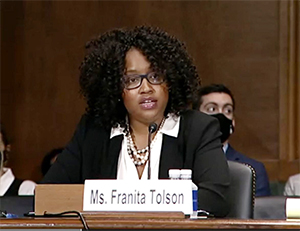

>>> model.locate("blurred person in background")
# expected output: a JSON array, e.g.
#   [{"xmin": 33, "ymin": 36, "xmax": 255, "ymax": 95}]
[
  {"xmin": 284, "ymin": 173, "xmax": 300, "ymax": 196},
  {"xmin": 194, "ymin": 84, "xmax": 271, "ymax": 197},
  {"xmin": 0, "ymin": 125, "xmax": 36, "ymax": 196}
]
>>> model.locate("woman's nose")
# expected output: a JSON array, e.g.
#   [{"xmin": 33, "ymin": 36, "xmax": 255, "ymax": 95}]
[{"xmin": 139, "ymin": 78, "xmax": 153, "ymax": 93}]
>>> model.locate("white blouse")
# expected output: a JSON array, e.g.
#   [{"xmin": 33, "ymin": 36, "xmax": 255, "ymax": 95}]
[{"xmin": 110, "ymin": 114, "xmax": 180, "ymax": 180}]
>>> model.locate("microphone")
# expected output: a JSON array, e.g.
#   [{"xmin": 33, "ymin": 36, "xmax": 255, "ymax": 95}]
[
  {"xmin": 148, "ymin": 123, "xmax": 157, "ymax": 180},
  {"xmin": 149, "ymin": 123, "xmax": 158, "ymax": 134}
]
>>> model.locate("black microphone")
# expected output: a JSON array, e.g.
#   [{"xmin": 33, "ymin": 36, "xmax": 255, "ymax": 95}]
[
  {"xmin": 148, "ymin": 123, "xmax": 158, "ymax": 180},
  {"xmin": 149, "ymin": 123, "xmax": 158, "ymax": 134}
]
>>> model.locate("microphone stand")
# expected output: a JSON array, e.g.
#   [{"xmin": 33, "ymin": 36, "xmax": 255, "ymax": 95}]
[
  {"xmin": 147, "ymin": 132, "xmax": 151, "ymax": 180},
  {"xmin": 148, "ymin": 123, "xmax": 157, "ymax": 180}
]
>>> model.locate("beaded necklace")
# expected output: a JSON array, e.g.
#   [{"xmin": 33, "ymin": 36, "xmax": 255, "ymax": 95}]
[{"xmin": 126, "ymin": 118, "xmax": 166, "ymax": 166}]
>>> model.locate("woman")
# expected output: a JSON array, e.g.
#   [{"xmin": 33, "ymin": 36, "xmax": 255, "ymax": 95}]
[{"xmin": 42, "ymin": 26, "xmax": 230, "ymax": 217}]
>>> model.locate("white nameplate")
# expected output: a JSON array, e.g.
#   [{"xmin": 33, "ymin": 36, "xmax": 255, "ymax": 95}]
[{"xmin": 83, "ymin": 179, "xmax": 193, "ymax": 214}]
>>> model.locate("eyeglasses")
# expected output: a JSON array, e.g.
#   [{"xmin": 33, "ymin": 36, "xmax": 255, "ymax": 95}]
[{"xmin": 122, "ymin": 72, "xmax": 165, "ymax": 90}]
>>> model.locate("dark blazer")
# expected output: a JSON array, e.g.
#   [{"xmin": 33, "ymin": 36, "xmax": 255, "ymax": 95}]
[
  {"xmin": 42, "ymin": 110, "xmax": 230, "ymax": 217},
  {"xmin": 226, "ymin": 144, "xmax": 271, "ymax": 197}
]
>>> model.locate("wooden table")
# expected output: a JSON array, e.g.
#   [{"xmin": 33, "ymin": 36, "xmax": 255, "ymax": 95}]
[{"xmin": 1, "ymin": 217, "xmax": 300, "ymax": 229}]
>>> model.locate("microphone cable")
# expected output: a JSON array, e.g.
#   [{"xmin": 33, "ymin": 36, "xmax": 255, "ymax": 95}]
[{"xmin": 24, "ymin": 210, "xmax": 89, "ymax": 230}]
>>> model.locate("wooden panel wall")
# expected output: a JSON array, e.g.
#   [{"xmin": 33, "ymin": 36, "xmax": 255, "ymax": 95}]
[
  {"xmin": 1, "ymin": 0, "xmax": 299, "ymax": 182},
  {"xmin": 278, "ymin": 0, "xmax": 300, "ymax": 180}
]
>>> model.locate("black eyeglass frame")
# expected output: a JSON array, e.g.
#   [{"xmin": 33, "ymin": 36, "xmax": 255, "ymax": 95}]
[{"xmin": 122, "ymin": 72, "xmax": 165, "ymax": 90}]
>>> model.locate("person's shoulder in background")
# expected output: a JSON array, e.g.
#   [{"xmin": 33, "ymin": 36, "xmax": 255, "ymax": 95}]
[
  {"xmin": 226, "ymin": 144, "xmax": 271, "ymax": 197},
  {"xmin": 284, "ymin": 173, "xmax": 300, "ymax": 196},
  {"xmin": 19, "ymin": 179, "xmax": 36, "ymax": 195},
  {"xmin": 0, "ymin": 167, "xmax": 36, "ymax": 196}
]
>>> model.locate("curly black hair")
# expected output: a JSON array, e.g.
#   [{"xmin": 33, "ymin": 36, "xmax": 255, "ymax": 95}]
[{"xmin": 79, "ymin": 26, "xmax": 200, "ymax": 130}]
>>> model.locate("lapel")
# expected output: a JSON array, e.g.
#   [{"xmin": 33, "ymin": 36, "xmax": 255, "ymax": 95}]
[
  {"xmin": 100, "ymin": 135, "xmax": 123, "ymax": 179},
  {"xmin": 159, "ymin": 134, "xmax": 184, "ymax": 179}
]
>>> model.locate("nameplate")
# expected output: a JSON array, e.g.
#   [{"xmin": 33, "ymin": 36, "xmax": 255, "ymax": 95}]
[{"xmin": 83, "ymin": 179, "xmax": 192, "ymax": 214}]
